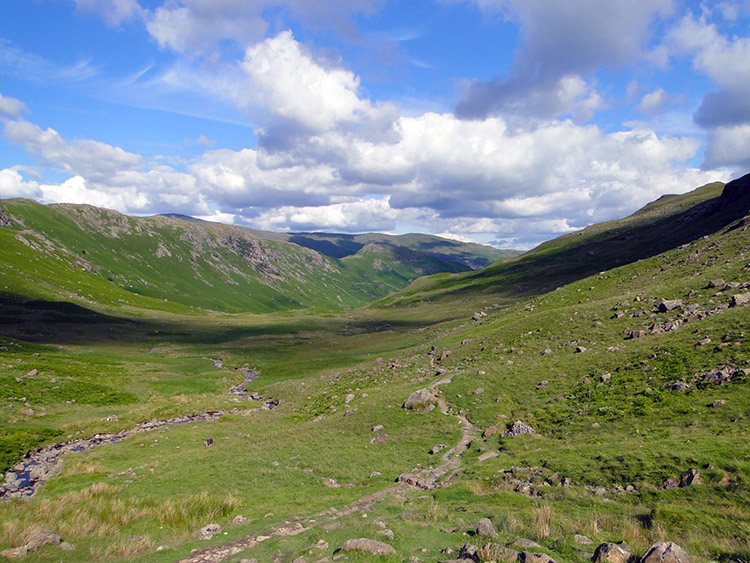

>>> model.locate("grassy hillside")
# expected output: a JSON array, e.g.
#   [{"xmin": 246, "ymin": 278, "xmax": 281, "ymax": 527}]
[
  {"xmin": 0, "ymin": 200, "xmax": 506, "ymax": 315},
  {"xmin": 380, "ymin": 178, "xmax": 747, "ymax": 308},
  {"xmin": 0, "ymin": 175, "xmax": 747, "ymax": 562}
]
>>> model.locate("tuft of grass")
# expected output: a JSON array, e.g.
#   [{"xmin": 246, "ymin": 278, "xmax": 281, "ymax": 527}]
[
  {"xmin": 532, "ymin": 503, "xmax": 554, "ymax": 540},
  {"xmin": 155, "ymin": 490, "xmax": 240, "ymax": 529},
  {"xmin": 426, "ymin": 500, "xmax": 447, "ymax": 522},
  {"xmin": 91, "ymin": 534, "xmax": 155, "ymax": 559}
]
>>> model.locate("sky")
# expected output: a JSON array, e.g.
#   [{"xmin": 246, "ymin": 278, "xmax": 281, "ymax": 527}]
[{"xmin": 0, "ymin": 1, "xmax": 749, "ymax": 249}]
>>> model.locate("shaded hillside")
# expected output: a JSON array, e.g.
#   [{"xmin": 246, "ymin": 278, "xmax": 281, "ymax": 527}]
[{"xmin": 382, "ymin": 174, "xmax": 749, "ymax": 306}]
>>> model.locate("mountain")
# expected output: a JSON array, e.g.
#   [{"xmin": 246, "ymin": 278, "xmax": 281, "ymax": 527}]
[
  {"xmin": 0, "ymin": 200, "xmax": 508, "ymax": 314},
  {"xmin": 158, "ymin": 215, "xmax": 518, "ymax": 269}
]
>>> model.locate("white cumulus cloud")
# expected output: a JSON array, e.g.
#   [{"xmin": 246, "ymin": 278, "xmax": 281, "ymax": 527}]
[{"xmin": 0, "ymin": 93, "xmax": 27, "ymax": 118}]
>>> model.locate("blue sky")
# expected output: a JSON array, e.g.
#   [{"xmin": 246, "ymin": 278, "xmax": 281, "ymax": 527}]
[{"xmin": 1, "ymin": 0, "xmax": 749, "ymax": 249}]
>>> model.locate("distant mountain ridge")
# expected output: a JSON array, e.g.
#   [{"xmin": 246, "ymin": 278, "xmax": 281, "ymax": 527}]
[{"xmin": 157, "ymin": 214, "xmax": 519, "ymax": 269}]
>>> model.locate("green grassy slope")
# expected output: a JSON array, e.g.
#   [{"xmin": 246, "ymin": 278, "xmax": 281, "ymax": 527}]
[
  {"xmin": 0, "ymin": 201, "xmax": 499, "ymax": 315},
  {"xmin": 1, "ymin": 201, "xmax": 509, "ymax": 315},
  {"xmin": 380, "ymin": 177, "xmax": 747, "ymax": 308}
]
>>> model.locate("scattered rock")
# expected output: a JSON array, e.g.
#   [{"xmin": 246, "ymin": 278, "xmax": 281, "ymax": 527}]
[
  {"xmin": 0, "ymin": 546, "xmax": 27, "ymax": 559},
  {"xmin": 370, "ymin": 433, "xmax": 388, "ymax": 445},
  {"xmin": 377, "ymin": 528, "xmax": 395, "ymax": 540},
  {"xmin": 106, "ymin": 414, "xmax": 118, "ymax": 422},
  {"xmin": 403, "ymin": 389, "xmax": 436, "ymax": 411},
  {"xmin": 665, "ymin": 381, "xmax": 690, "ymax": 392},
  {"xmin": 196, "ymin": 524, "xmax": 222, "ymax": 540},
  {"xmin": 24, "ymin": 369, "xmax": 37, "ymax": 377},
  {"xmin": 477, "ymin": 452, "xmax": 499, "ymax": 462},
  {"xmin": 661, "ymin": 477, "xmax": 679, "ymax": 490},
  {"xmin": 699, "ymin": 366, "xmax": 743, "ymax": 385},
  {"xmin": 658, "ymin": 299, "xmax": 684, "ymax": 313},
  {"xmin": 574, "ymin": 535, "xmax": 593, "ymax": 545},
  {"xmin": 477, "ymin": 543, "xmax": 519, "ymax": 562},
  {"xmin": 519, "ymin": 553, "xmax": 556, "ymax": 563},
  {"xmin": 231, "ymin": 515, "xmax": 248, "ymax": 526},
  {"xmin": 26, "ymin": 530, "xmax": 61, "ymax": 552},
  {"xmin": 708, "ymin": 279, "xmax": 725, "ymax": 288},
  {"xmin": 397, "ymin": 472, "xmax": 435, "ymax": 490},
  {"xmin": 730, "ymin": 293, "xmax": 750, "ymax": 307},
  {"xmin": 502, "ymin": 420, "xmax": 537, "ymax": 438},
  {"xmin": 430, "ymin": 444, "xmax": 447, "ymax": 455},
  {"xmin": 345, "ymin": 393, "xmax": 355, "ymax": 404},
  {"xmin": 473, "ymin": 388, "xmax": 484, "ymax": 395},
  {"xmin": 640, "ymin": 542, "xmax": 691, "ymax": 563},
  {"xmin": 513, "ymin": 538, "xmax": 542, "ymax": 549},
  {"xmin": 472, "ymin": 312, "xmax": 488, "ymax": 321},
  {"xmin": 458, "ymin": 543, "xmax": 479, "ymax": 561},
  {"xmin": 710, "ymin": 399, "xmax": 725, "ymax": 408},
  {"xmin": 575, "ymin": 346, "xmax": 587, "ymax": 353},
  {"xmin": 476, "ymin": 517, "xmax": 497, "ymax": 538},
  {"xmin": 541, "ymin": 348, "xmax": 552, "ymax": 356},
  {"xmin": 59, "ymin": 542, "xmax": 75, "ymax": 551},
  {"xmin": 203, "ymin": 438, "xmax": 214, "ymax": 447},
  {"xmin": 628, "ymin": 330, "xmax": 647, "ymax": 339},
  {"xmin": 679, "ymin": 468, "xmax": 701, "ymax": 487},
  {"xmin": 592, "ymin": 542, "xmax": 632, "ymax": 563},
  {"xmin": 338, "ymin": 538, "xmax": 395, "ymax": 556},
  {"xmin": 372, "ymin": 425, "xmax": 384, "ymax": 432},
  {"xmin": 314, "ymin": 539, "xmax": 329, "ymax": 551}
]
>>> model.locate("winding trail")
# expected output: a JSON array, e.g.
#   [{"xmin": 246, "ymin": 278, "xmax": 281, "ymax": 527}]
[{"xmin": 179, "ymin": 369, "xmax": 478, "ymax": 563}]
